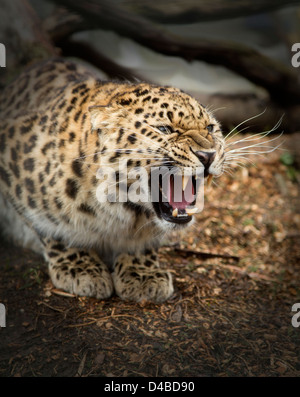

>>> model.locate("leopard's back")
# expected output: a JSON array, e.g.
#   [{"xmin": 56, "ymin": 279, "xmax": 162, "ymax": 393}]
[
  {"xmin": 0, "ymin": 58, "xmax": 96, "ymax": 117},
  {"xmin": 0, "ymin": 59, "xmax": 161, "ymax": 259}
]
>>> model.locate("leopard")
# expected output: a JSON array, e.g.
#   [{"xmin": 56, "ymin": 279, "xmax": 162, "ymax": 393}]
[{"xmin": 0, "ymin": 58, "xmax": 225, "ymax": 302}]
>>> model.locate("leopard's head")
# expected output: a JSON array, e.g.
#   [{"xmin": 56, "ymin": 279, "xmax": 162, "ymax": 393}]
[{"xmin": 89, "ymin": 82, "xmax": 225, "ymax": 231}]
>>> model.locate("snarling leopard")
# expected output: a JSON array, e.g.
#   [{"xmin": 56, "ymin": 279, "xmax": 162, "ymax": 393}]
[{"xmin": 0, "ymin": 58, "xmax": 225, "ymax": 302}]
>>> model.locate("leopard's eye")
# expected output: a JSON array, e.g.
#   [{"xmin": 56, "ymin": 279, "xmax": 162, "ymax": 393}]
[
  {"xmin": 206, "ymin": 124, "xmax": 214, "ymax": 133},
  {"xmin": 157, "ymin": 125, "xmax": 173, "ymax": 133}
]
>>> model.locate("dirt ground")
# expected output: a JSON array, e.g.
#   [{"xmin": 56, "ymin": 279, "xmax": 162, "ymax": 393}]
[{"xmin": 0, "ymin": 133, "xmax": 299, "ymax": 377}]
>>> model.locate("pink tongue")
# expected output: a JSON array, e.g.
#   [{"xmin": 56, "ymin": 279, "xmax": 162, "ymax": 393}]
[{"xmin": 168, "ymin": 177, "xmax": 195, "ymax": 210}]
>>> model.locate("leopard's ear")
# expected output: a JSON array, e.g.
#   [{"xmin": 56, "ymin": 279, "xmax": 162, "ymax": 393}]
[
  {"xmin": 88, "ymin": 83, "xmax": 137, "ymax": 131},
  {"xmin": 88, "ymin": 95, "xmax": 129, "ymax": 131},
  {"xmin": 88, "ymin": 105, "xmax": 109, "ymax": 131}
]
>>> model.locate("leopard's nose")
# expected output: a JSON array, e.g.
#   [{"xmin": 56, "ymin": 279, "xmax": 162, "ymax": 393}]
[
  {"xmin": 194, "ymin": 151, "xmax": 216, "ymax": 175},
  {"xmin": 195, "ymin": 151, "xmax": 216, "ymax": 167}
]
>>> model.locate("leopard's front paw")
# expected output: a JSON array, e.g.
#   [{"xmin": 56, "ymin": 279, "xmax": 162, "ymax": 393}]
[
  {"xmin": 46, "ymin": 246, "xmax": 114, "ymax": 299},
  {"xmin": 112, "ymin": 253, "xmax": 174, "ymax": 302}
]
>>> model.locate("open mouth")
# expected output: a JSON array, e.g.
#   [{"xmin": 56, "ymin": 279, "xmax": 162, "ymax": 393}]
[{"xmin": 152, "ymin": 172, "xmax": 211, "ymax": 224}]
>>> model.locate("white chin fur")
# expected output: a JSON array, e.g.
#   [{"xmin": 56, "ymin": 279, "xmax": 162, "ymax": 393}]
[{"xmin": 154, "ymin": 214, "xmax": 195, "ymax": 232}]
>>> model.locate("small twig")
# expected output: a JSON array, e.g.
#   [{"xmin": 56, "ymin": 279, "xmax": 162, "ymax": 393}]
[
  {"xmin": 38, "ymin": 301, "xmax": 66, "ymax": 313},
  {"xmin": 76, "ymin": 352, "xmax": 87, "ymax": 377},
  {"xmin": 89, "ymin": 314, "xmax": 144, "ymax": 323},
  {"xmin": 64, "ymin": 320, "xmax": 97, "ymax": 328},
  {"xmin": 51, "ymin": 288, "xmax": 76, "ymax": 298},
  {"xmin": 169, "ymin": 247, "xmax": 240, "ymax": 262},
  {"xmin": 286, "ymin": 232, "xmax": 300, "ymax": 238}
]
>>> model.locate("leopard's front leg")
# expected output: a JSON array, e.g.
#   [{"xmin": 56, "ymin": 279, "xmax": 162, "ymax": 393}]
[
  {"xmin": 43, "ymin": 238, "xmax": 114, "ymax": 299},
  {"xmin": 112, "ymin": 251, "xmax": 174, "ymax": 302}
]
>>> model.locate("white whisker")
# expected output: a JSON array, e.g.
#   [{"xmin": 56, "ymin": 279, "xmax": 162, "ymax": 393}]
[
  {"xmin": 226, "ymin": 126, "xmax": 281, "ymax": 147},
  {"xmin": 133, "ymin": 218, "xmax": 157, "ymax": 237},
  {"xmin": 224, "ymin": 109, "xmax": 268, "ymax": 141},
  {"xmin": 226, "ymin": 132, "xmax": 284, "ymax": 155}
]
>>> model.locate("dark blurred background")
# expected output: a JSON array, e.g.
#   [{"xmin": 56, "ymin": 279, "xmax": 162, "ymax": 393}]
[{"xmin": 1, "ymin": 0, "xmax": 300, "ymax": 133}]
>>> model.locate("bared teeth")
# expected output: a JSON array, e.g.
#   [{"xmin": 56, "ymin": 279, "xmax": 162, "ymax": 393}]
[
  {"xmin": 172, "ymin": 207, "xmax": 198, "ymax": 217},
  {"xmin": 186, "ymin": 207, "xmax": 198, "ymax": 216},
  {"xmin": 207, "ymin": 174, "xmax": 213, "ymax": 187},
  {"xmin": 172, "ymin": 208, "xmax": 178, "ymax": 217},
  {"xmin": 182, "ymin": 175, "xmax": 190, "ymax": 191}
]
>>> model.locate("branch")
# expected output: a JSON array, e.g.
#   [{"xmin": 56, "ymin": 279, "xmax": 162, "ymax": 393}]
[
  {"xmin": 59, "ymin": 38, "xmax": 145, "ymax": 82},
  {"xmin": 48, "ymin": 0, "xmax": 300, "ymax": 107},
  {"xmin": 127, "ymin": 0, "xmax": 300, "ymax": 24}
]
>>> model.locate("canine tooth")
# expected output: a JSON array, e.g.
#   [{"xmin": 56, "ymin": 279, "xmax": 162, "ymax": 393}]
[
  {"xmin": 186, "ymin": 207, "xmax": 198, "ymax": 216},
  {"xmin": 182, "ymin": 175, "xmax": 190, "ymax": 191},
  {"xmin": 172, "ymin": 208, "xmax": 178, "ymax": 217},
  {"xmin": 207, "ymin": 174, "xmax": 213, "ymax": 187}
]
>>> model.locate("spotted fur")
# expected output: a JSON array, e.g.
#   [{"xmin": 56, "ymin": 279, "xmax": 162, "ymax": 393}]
[{"xmin": 0, "ymin": 58, "xmax": 225, "ymax": 302}]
